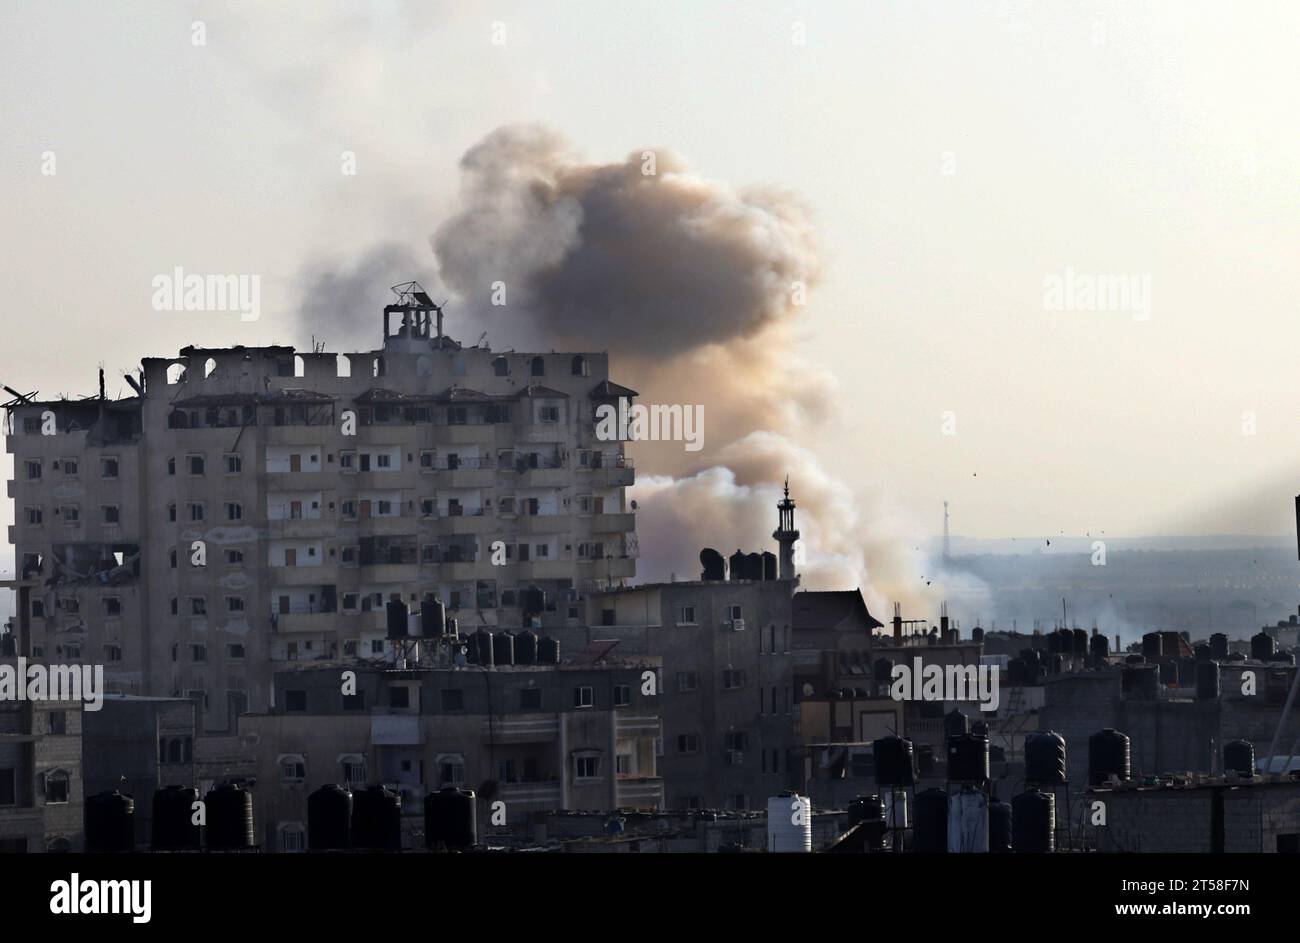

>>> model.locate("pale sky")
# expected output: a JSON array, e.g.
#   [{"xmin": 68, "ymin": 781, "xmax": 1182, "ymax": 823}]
[{"xmin": 3, "ymin": 0, "xmax": 1300, "ymax": 554}]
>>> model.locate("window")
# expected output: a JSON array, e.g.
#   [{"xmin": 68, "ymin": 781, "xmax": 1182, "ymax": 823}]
[
  {"xmin": 169, "ymin": 549, "xmax": 177, "ymax": 569},
  {"xmin": 45, "ymin": 771, "xmax": 70, "ymax": 804},
  {"xmin": 225, "ymin": 453, "xmax": 242, "ymax": 473},
  {"xmin": 419, "ymin": 449, "xmax": 434, "ymax": 469},
  {"xmin": 420, "ymin": 498, "xmax": 435, "ymax": 517},
  {"xmin": 226, "ymin": 596, "xmax": 244, "ymax": 613},
  {"xmin": 58, "ymin": 505, "xmax": 79, "ymax": 522},
  {"xmin": 573, "ymin": 686, "xmax": 594, "ymax": 708},
  {"xmin": 538, "ymin": 405, "xmax": 560, "ymax": 423},
  {"xmin": 440, "ymin": 689, "xmax": 464, "ymax": 710},
  {"xmin": 342, "ymin": 690, "xmax": 364, "ymax": 711},
  {"xmin": 341, "ymin": 756, "xmax": 366, "ymax": 783},
  {"xmin": 189, "ymin": 502, "xmax": 205, "ymax": 522},
  {"xmin": 226, "ymin": 549, "xmax": 244, "ymax": 566},
  {"xmin": 31, "ymin": 600, "xmax": 45, "ymax": 618},
  {"xmin": 168, "ymin": 503, "xmax": 177, "ymax": 522},
  {"xmin": 48, "ymin": 711, "xmax": 67, "ymax": 735},
  {"xmin": 0, "ymin": 769, "xmax": 15, "ymax": 806},
  {"xmin": 388, "ymin": 686, "xmax": 410, "ymax": 709},
  {"xmin": 188, "ymin": 454, "xmax": 205, "ymax": 476},
  {"xmin": 723, "ymin": 669, "xmax": 747, "ymax": 689},
  {"xmin": 61, "ymin": 458, "xmax": 78, "ymax": 476},
  {"xmin": 726, "ymin": 605, "xmax": 742, "ymax": 621},
  {"xmin": 493, "ymin": 356, "xmax": 509, "ymax": 376},
  {"xmin": 280, "ymin": 757, "xmax": 306, "ymax": 781},
  {"xmin": 677, "ymin": 734, "xmax": 700, "ymax": 754},
  {"xmin": 571, "ymin": 355, "xmax": 588, "ymax": 376},
  {"xmin": 227, "ymin": 644, "xmax": 246, "ymax": 659},
  {"xmin": 519, "ymin": 688, "xmax": 542, "ymax": 710},
  {"xmin": 225, "ymin": 502, "xmax": 242, "ymax": 521},
  {"xmin": 438, "ymin": 754, "xmax": 465, "ymax": 786},
  {"xmin": 676, "ymin": 671, "xmax": 698, "ymax": 692},
  {"xmin": 573, "ymin": 753, "xmax": 601, "ymax": 780},
  {"xmin": 530, "ymin": 356, "xmax": 545, "ymax": 377},
  {"xmin": 281, "ymin": 826, "xmax": 306, "ymax": 852},
  {"xmin": 101, "ymin": 458, "xmax": 119, "ymax": 479},
  {"xmin": 285, "ymin": 690, "xmax": 307, "ymax": 712},
  {"xmin": 22, "ymin": 416, "xmax": 41, "ymax": 433},
  {"xmin": 103, "ymin": 597, "xmax": 122, "ymax": 616},
  {"xmin": 613, "ymin": 684, "xmax": 631, "ymax": 707},
  {"xmin": 535, "ymin": 543, "xmax": 550, "ymax": 558},
  {"xmin": 724, "ymin": 731, "xmax": 749, "ymax": 752},
  {"xmin": 677, "ymin": 605, "xmax": 697, "ymax": 625},
  {"xmin": 61, "ymin": 597, "xmax": 79, "ymax": 615},
  {"xmin": 167, "ymin": 457, "xmax": 176, "ymax": 476},
  {"xmin": 26, "ymin": 460, "xmax": 41, "ymax": 480},
  {"xmin": 103, "ymin": 645, "xmax": 122, "ymax": 664},
  {"xmin": 64, "ymin": 644, "xmax": 81, "ymax": 660},
  {"xmin": 190, "ymin": 597, "xmax": 206, "ymax": 616},
  {"xmin": 25, "ymin": 507, "xmax": 42, "ymax": 526},
  {"xmin": 616, "ymin": 754, "xmax": 632, "ymax": 776},
  {"xmin": 191, "ymin": 644, "xmax": 207, "ymax": 663},
  {"xmin": 102, "ymin": 505, "xmax": 120, "ymax": 524}
]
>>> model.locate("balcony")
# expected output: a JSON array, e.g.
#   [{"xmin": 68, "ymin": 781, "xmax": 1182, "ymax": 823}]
[
  {"xmin": 516, "ymin": 514, "xmax": 573, "ymax": 536},
  {"xmin": 614, "ymin": 776, "xmax": 664, "ymax": 809},
  {"xmin": 267, "ymin": 564, "xmax": 334, "ymax": 586},
  {"xmin": 498, "ymin": 781, "xmax": 563, "ymax": 808},
  {"xmin": 592, "ymin": 465, "xmax": 635, "ymax": 488},
  {"xmin": 434, "ymin": 424, "xmax": 499, "ymax": 446},
  {"xmin": 515, "ymin": 559, "xmax": 576, "ymax": 580},
  {"xmin": 359, "ymin": 563, "xmax": 419, "ymax": 583},
  {"xmin": 266, "ymin": 516, "xmax": 332, "ymax": 539},
  {"xmin": 591, "ymin": 513, "xmax": 635, "ymax": 534},
  {"xmin": 481, "ymin": 716, "xmax": 559, "ymax": 743},
  {"xmin": 433, "ymin": 510, "xmax": 493, "ymax": 535},
  {"xmin": 274, "ymin": 611, "xmax": 339, "ymax": 634}
]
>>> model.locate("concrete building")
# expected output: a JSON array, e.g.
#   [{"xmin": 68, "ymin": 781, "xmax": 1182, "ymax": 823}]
[
  {"xmin": 567, "ymin": 520, "xmax": 801, "ymax": 810},
  {"xmin": 238, "ymin": 657, "xmax": 663, "ymax": 850},
  {"xmin": 1094, "ymin": 778, "xmax": 1300, "ymax": 853},
  {"xmin": 81, "ymin": 695, "xmax": 198, "ymax": 847},
  {"xmin": 3, "ymin": 286, "xmax": 638, "ymax": 731}
]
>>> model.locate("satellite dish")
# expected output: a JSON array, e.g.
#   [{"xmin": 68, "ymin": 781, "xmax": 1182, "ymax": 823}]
[{"xmin": 802, "ymin": 682, "xmax": 815, "ymax": 697}]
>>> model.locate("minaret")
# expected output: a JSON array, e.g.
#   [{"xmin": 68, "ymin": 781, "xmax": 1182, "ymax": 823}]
[{"xmin": 773, "ymin": 478, "xmax": 800, "ymax": 579}]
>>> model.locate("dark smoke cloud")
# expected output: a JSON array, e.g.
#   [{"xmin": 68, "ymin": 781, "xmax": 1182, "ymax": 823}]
[
  {"xmin": 297, "ymin": 242, "xmax": 436, "ymax": 350},
  {"xmin": 432, "ymin": 125, "xmax": 820, "ymax": 357}
]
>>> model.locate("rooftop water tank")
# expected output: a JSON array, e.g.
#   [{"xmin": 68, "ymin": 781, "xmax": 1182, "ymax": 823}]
[
  {"xmin": 1209, "ymin": 633, "xmax": 1229, "ymax": 660},
  {"xmin": 766, "ymin": 793, "xmax": 812, "ymax": 852},
  {"xmin": 205, "ymin": 782, "xmax": 255, "ymax": 850},
  {"xmin": 514, "ymin": 630, "xmax": 538, "ymax": 665},
  {"xmin": 1251, "ymin": 631, "xmax": 1275, "ymax": 661},
  {"xmin": 307, "ymin": 784, "xmax": 352, "ymax": 851},
  {"xmin": 424, "ymin": 786, "xmax": 477, "ymax": 850},
  {"xmin": 1224, "ymin": 740, "xmax": 1255, "ymax": 777},
  {"xmin": 989, "ymin": 798, "xmax": 1013, "ymax": 853},
  {"xmin": 913, "ymin": 789, "xmax": 948, "ymax": 853},
  {"xmin": 1088, "ymin": 728, "xmax": 1131, "ymax": 786},
  {"xmin": 1024, "ymin": 731, "xmax": 1067, "ymax": 785},
  {"xmin": 151, "ymin": 785, "xmax": 201, "ymax": 851},
  {"xmin": 1196, "ymin": 660, "xmax": 1220, "ymax": 701},
  {"xmin": 85, "ymin": 791, "xmax": 135, "ymax": 853},
  {"xmin": 537, "ymin": 635, "xmax": 560, "ymax": 664},
  {"xmin": 700, "ymin": 548, "xmax": 726, "ymax": 581},
  {"xmin": 872, "ymin": 736, "xmax": 916, "ymax": 786},
  {"xmin": 1012, "ymin": 789, "xmax": 1055, "ymax": 853},
  {"xmin": 385, "ymin": 599, "xmax": 409, "ymax": 640},
  {"xmin": 351, "ymin": 784, "xmax": 402, "ymax": 850},
  {"xmin": 947, "ymin": 734, "xmax": 990, "ymax": 783}
]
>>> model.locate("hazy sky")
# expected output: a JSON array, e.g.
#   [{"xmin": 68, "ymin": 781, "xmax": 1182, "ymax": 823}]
[{"xmin": 3, "ymin": 0, "xmax": 1300, "ymax": 563}]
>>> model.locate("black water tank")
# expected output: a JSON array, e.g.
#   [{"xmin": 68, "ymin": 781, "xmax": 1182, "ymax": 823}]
[
  {"xmin": 1224, "ymin": 740, "xmax": 1255, "ymax": 777},
  {"xmin": 1123, "ymin": 665, "xmax": 1160, "ymax": 699},
  {"xmin": 1178, "ymin": 656, "xmax": 1197, "ymax": 687},
  {"xmin": 205, "ymin": 782, "xmax": 255, "ymax": 850},
  {"xmin": 473, "ymin": 630, "xmax": 495, "ymax": 667},
  {"xmin": 1090, "ymin": 634, "xmax": 1110, "ymax": 659},
  {"xmin": 385, "ymin": 599, "xmax": 409, "ymax": 639},
  {"xmin": 537, "ymin": 635, "xmax": 560, "ymax": 664},
  {"xmin": 151, "ymin": 785, "xmax": 201, "ymax": 851},
  {"xmin": 944, "ymin": 709, "xmax": 969, "ymax": 739},
  {"xmin": 700, "ymin": 548, "xmax": 726, "ymax": 581},
  {"xmin": 1020, "ymin": 648, "xmax": 1043, "ymax": 666},
  {"xmin": 425, "ymin": 786, "xmax": 477, "ymax": 850},
  {"xmin": 971, "ymin": 719, "xmax": 988, "ymax": 738},
  {"xmin": 1047, "ymin": 632, "xmax": 1062, "ymax": 655},
  {"xmin": 989, "ymin": 799, "xmax": 1013, "ymax": 853},
  {"xmin": 1158, "ymin": 661, "xmax": 1178, "ymax": 685},
  {"xmin": 1142, "ymin": 632, "xmax": 1162, "ymax": 660},
  {"xmin": 872, "ymin": 735, "xmax": 916, "ymax": 786},
  {"xmin": 351, "ymin": 785, "xmax": 402, "ymax": 850},
  {"xmin": 1209, "ymin": 632, "xmax": 1229, "ymax": 660},
  {"xmin": 913, "ymin": 789, "xmax": 948, "ymax": 853},
  {"xmin": 1196, "ymin": 661, "xmax": 1220, "ymax": 701},
  {"xmin": 916, "ymin": 745, "xmax": 936, "ymax": 777},
  {"xmin": 1251, "ymin": 631, "xmax": 1275, "ymax": 661},
  {"xmin": 1194, "ymin": 643, "xmax": 1211, "ymax": 662},
  {"xmin": 1007, "ymin": 660, "xmax": 1027, "ymax": 686},
  {"xmin": 947, "ymin": 734, "xmax": 990, "ymax": 783},
  {"xmin": 85, "ymin": 791, "xmax": 135, "ymax": 852},
  {"xmin": 972, "ymin": 626, "xmax": 985, "ymax": 643},
  {"xmin": 514, "ymin": 630, "xmax": 537, "ymax": 665},
  {"xmin": 493, "ymin": 631, "xmax": 515, "ymax": 667},
  {"xmin": 1088, "ymin": 728, "xmax": 1131, "ymax": 786},
  {"xmin": 420, "ymin": 596, "xmax": 446, "ymax": 636},
  {"xmin": 1124, "ymin": 653, "xmax": 1146, "ymax": 665},
  {"xmin": 1012, "ymin": 789, "xmax": 1055, "ymax": 853},
  {"xmin": 745, "ymin": 552, "xmax": 764, "ymax": 581},
  {"xmin": 873, "ymin": 658, "xmax": 894, "ymax": 685},
  {"xmin": 522, "ymin": 586, "xmax": 545, "ymax": 618},
  {"xmin": 1072, "ymin": 629, "xmax": 1088, "ymax": 654},
  {"xmin": 308, "ymin": 784, "xmax": 352, "ymax": 851},
  {"xmin": 1025, "ymin": 731, "xmax": 1067, "ymax": 785},
  {"xmin": 762, "ymin": 551, "xmax": 777, "ymax": 581},
  {"xmin": 728, "ymin": 550, "xmax": 746, "ymax": 580}
]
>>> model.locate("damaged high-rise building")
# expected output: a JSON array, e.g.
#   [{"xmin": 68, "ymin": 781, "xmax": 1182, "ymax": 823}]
[{"xmin": 4, "ymin": 285, "xmax": 638, "ymax": 731}]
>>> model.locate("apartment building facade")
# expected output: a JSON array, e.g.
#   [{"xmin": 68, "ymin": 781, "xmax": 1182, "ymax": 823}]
[
  {"xmin": 240, "ymin": 660, "xmax": 663, "ymax": 850},
  {"xmin": 4, "ymin": 293, "xmax": 638, "ymax": 732}
]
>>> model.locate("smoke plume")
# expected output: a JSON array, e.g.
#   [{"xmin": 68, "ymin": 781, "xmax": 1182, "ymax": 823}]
[{"xmin": 427, "ymin": 125, "xmax": 983, "ymax": 618}]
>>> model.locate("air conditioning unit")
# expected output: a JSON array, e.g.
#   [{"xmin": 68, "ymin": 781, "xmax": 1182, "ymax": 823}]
[
  {"xmin": 727, "ymin": 751, "xmax": 745, "ymax": 766},
  {"xmin": 731, "ymin": 618, "xmax": 746, "ymax": 632}
]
